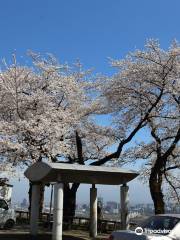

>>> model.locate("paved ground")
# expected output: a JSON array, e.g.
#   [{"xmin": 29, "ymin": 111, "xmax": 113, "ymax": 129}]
[{"xmin": 0, "ymin": 226, "xmax": 108, "ymax": 240}]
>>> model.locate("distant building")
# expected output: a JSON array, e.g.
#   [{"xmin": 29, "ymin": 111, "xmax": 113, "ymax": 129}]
[
  {"xmin": 97, "ymin": 197, "xmax": 104, "ymax": 207},
  {"xmin": 21, "ymin": 198, "xmax": 28, "ymax": 208},
  {"xmin": 107, "ymin": 201, "xmax": 118, "ymax": 209}
]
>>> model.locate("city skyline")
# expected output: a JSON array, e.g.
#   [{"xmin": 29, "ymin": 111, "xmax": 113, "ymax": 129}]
[{"xmin": 11, "ymin": 177, "xmax": 153, "ymax": 205}]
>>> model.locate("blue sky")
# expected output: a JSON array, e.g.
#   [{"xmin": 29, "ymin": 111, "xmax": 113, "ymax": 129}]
[
  {"xmin": 1, "ymin": 0, "xmax": 180, "ymax": 204},
  {"xmin": 1, "ymin": 0, "xmax": 180, "ymax": 71}
]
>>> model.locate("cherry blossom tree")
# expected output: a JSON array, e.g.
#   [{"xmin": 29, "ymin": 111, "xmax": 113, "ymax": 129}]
[
  {"xmin": 112, "ymin": 40, "xmax": 180, "ymax": 213},
  {"xmin": 0, "ymin": 55, "xmax": 89, "ymax": 164},
  {"xmin": 0, "ymin": 53, "xmax": 114, "ymax": 219}
]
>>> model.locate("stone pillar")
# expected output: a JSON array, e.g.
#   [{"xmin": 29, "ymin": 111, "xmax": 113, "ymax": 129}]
[
  {"xmin": 90, "ymin": 184, "xmax": 97, "ymax": 238},
  {"xmin": 30, "ymin": 183, "xmax": 41, "ymax": 237},
  {"xmin": 52, "ymin": 182, "xmax": 64, "ymax": 240},
  {"xmin": 121, "ymin": 183, "xmax": 129, "ymax": 230}
]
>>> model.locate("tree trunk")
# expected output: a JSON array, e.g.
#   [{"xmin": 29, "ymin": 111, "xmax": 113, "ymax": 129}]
[
  {"xmin": 28, "ymin": 181, "xmax": 32, "ymax": 221},
  {"xmin": 149, "ymin": 168, "xmax": 165, "ymax": 214},
  {"xmin": 63, "ymin": 183, "xmax": 79, "ymax": 229},
  {"xmin": 39, "ymin": 184, "xmax": 45, "ymax": 220}
]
